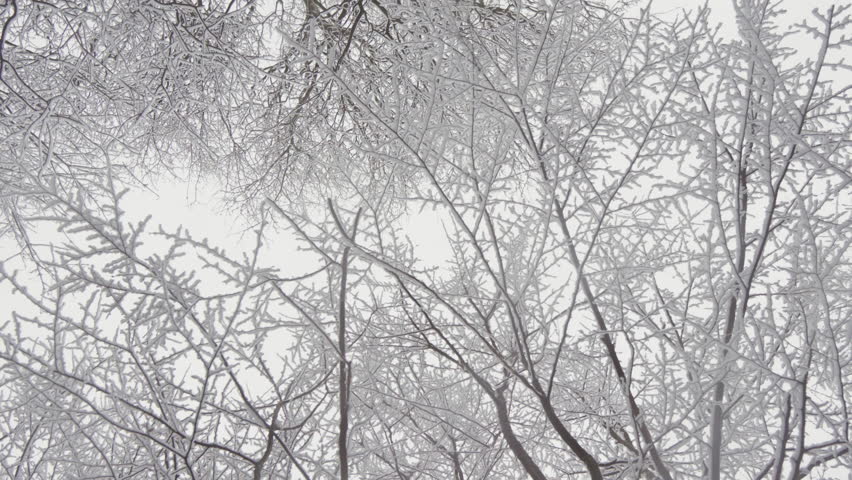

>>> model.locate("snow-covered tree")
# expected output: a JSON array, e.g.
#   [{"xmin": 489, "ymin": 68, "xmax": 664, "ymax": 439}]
[{"xmin": 1, "ymin": 1, "xmax": 849, "ymax": 478}]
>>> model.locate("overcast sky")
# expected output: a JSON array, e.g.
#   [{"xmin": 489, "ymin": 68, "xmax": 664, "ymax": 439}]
[{"xmin": 85, "ymin": 0, "xmax": 847, "ymax": 282}]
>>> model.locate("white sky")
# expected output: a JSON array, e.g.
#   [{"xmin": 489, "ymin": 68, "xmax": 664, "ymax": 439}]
[
  {"xmin": 103, "ymin": 0, "xmax": 848, "ymax": 268},
  {"xmin": 3, "ymin": 0, "xmax": 844, "ymax": 319},
  {"xmin": 0, "ymin": 1, "xmax": 848, "ymax": 477}
]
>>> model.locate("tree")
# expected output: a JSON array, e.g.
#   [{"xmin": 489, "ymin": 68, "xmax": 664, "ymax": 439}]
[{"xmin": 1, "ymin": 0, "xmax": 850, "ymax": 479}]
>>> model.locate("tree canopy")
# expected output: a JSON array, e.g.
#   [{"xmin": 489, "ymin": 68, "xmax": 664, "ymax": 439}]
[{"xmin": 1, "ymin": 0, "xmax": 851, "ymax": 479}]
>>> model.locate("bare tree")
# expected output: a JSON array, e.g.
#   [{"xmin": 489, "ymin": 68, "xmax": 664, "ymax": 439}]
[{"xmin": 1, "ymin": 0, "xmax": 850, "ymax": 479}]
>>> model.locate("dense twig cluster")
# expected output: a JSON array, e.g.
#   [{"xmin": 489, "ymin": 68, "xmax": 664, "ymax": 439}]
[{"xmin": 1, "ymin": 1, "xmax": 850, "ymax": 479}]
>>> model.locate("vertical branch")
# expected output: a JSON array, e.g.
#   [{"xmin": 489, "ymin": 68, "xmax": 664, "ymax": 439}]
[
  {"xmin": 710, "ymin": 6, "xmax": 836, "ymax": 478},
  {"xmin": 328, "ymin": 200, "xmax": 362, "ymax": 480},
  {"xmin": 770, "ymin": 393, "xmax": 792, "ymax": 480},
  {"xmin": 709, "ymin": 21, "xmax": 756, "ymax": 477},
  {"xmin": 0, "ymin": 0, "xmax": 17, "ymax": 83}
]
